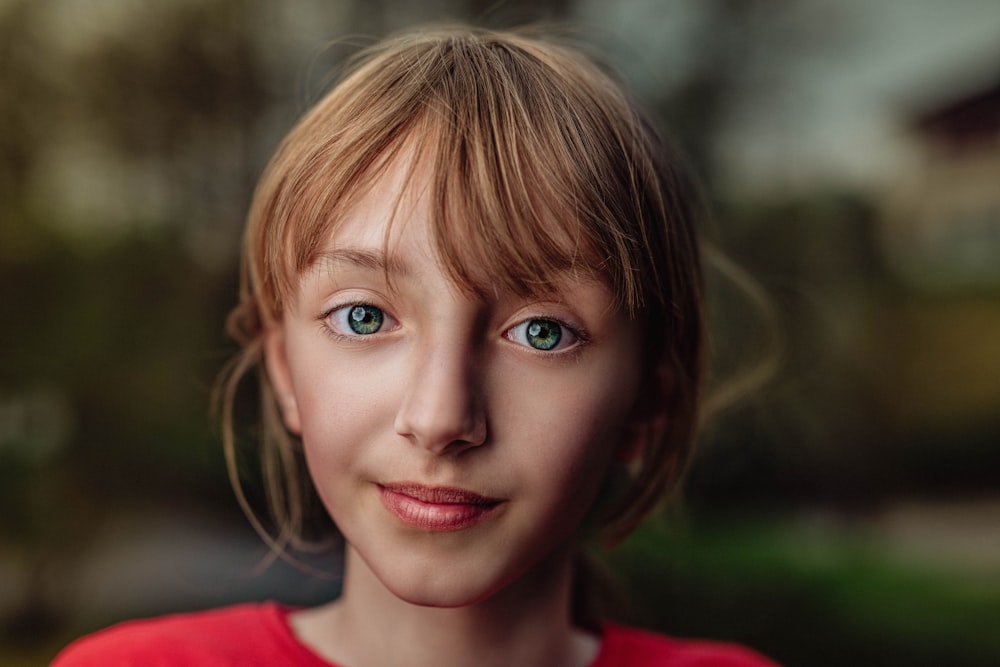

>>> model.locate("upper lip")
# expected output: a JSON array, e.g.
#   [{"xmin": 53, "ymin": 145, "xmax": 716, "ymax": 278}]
[{"xmin": 380, "ymin": 482, "xmax": 502, "ymax": 506}]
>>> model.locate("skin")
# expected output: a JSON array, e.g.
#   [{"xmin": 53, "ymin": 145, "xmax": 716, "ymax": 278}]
[{"xmin": 264, "ymin": 146, "xmax": 660, "ymax": 667}]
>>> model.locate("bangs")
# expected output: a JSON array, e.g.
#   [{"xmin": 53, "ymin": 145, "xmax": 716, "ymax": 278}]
[
  {"xmin": 249, "ymin": 27, "xmax": 654, "ymax": 320},
  {"xmin": 427, "ymin": 122, "xmax": 604, "ymax": 302}
]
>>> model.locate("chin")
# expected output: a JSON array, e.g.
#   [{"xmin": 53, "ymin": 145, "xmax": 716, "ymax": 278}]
[
  {"xmin": 388, "ymin": 575, "xmax": 500, "ymax": 609},
  {"xmin": 377, "ymin": 561, "xmax": 516, "ymax": 610}
]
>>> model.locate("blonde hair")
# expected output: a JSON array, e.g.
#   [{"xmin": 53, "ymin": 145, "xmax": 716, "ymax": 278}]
[{"xmin": 219, "ymin": 25, "xmax": 705, "ymax": 556}]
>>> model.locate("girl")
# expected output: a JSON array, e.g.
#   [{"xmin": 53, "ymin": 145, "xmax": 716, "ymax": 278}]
[{"xmin": 54, "ymin": 25, "xmax": 778, "ymax": 667}]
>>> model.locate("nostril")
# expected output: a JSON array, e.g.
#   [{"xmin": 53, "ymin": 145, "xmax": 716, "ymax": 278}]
[{"xmin": 394, "ymin": 374, "xmax": 486, "ymax": 454}]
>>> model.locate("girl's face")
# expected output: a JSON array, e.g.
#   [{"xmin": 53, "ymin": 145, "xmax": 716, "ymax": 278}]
[{"xmin": 265, "ymin": 147, "xmax": 649, "ymax": 608}]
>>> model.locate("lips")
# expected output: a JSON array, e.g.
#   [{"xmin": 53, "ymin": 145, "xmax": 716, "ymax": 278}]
[{"xmin": 379, "ymin": 483, "xmax": 503, "ymax": 532}]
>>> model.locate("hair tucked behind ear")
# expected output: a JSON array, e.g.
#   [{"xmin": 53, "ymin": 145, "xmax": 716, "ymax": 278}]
[{"xmin": 215, "ymin": 280, "xmax": 338, "ymax": 564}]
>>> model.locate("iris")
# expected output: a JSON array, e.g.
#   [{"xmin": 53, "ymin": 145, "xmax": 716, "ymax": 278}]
[
  {"xmin": 525, "ymin": 320, "xmax": 561, "ymax": 350},
  {"xmin": 348, "ymin": 305, "xmax": 384, "ymax": 335}
]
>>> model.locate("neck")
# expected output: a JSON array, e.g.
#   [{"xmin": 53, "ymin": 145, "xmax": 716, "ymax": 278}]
[{"xmin": 292, "ymin": 545, "xmax": 599, "ymax": 667}]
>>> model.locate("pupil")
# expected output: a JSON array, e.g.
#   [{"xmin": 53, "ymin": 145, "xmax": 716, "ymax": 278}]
[{"xmin": 526, "ymin": 320, "xmax": 560, "ymax": 350}]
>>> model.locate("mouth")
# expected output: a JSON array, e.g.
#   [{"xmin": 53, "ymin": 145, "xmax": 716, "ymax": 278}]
[{"xmin": 378, "ymin": 483, "xmax": 503, "ymax": 532}]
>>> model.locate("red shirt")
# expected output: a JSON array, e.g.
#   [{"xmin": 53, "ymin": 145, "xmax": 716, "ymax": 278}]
[{"xmin": 52, "ymin": 602, "xmax": 779, "ymax": 666}]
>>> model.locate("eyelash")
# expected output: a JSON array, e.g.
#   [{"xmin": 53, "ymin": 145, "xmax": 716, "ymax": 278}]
[
  {"xmin": 318, "ymin": 302, "xmax": 590, "ymax": 354},
  {"xmin": 504, "ymin": 314, "xmax": 590, "ymax": 355},
  {"xmin": 319, "ymin": 301, "xmax": 398, "ymax": 342}
]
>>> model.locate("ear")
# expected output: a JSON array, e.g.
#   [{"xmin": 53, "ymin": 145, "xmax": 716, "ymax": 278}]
[
  {"xmin": 263, "ymin": 324, "xmax": 302, "ymax": 435},
  {"xmin": 617, "ymin": 363, "xmax": 672, "ymax": 463}
]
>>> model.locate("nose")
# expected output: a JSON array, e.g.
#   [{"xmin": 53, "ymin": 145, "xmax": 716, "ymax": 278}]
[{"xmin": 394, "ymin": 339, "xmax": 487, "ymax": 455}]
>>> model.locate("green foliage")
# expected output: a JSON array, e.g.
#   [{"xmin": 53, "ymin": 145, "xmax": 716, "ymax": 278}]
[{"xmin": 607, "ymin": 515, "xmax": 1000, "ymax": 667}]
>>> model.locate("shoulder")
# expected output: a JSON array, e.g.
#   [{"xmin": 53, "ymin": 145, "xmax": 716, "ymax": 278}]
[
  {"xmin": 594, "ymin": 624, "xmax": 781, "ymax": 667},
  {"xmin": 51, "ymin": 602, "xmax": 329, "ymax": 667}
]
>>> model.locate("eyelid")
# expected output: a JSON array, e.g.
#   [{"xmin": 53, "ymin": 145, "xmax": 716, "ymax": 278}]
[
  {"xmin": 503, "ymin": 314, "xmax": 589, "ymax": 353},
  {"xmin": 520, "ymin": 306, "xmax": 592, "ymax": 343},
  {"xmin": 320, "ymin": 300, "xmax": 399, "ymax": 340}
]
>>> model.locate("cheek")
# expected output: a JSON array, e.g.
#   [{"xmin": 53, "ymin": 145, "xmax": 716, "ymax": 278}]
[
  {"xmin": 497, "ymin": 355, "xmax": 642, "ymax": 508},
  {"xmin": 292, "ymin": 375, "xmax": 388, "ymax": 538},
  {"xmin": 285, "ymin": 340, "xmax": 398, "ymax": 492},
  {"xmin": 286, "ymin": 331, "xmax": 397, "ymax": 436}
]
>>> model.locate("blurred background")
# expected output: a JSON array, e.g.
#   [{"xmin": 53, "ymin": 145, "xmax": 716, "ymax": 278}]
[{"xmin": 2, "ymin": 0, "xmax": 999, "ymax": 665}]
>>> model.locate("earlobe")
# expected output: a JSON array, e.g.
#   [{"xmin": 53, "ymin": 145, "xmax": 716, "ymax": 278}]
[
  {"xmin": 618, "ymin": 365, "xmax": 672, "ymax": 463},
  {"xmin": 617, "ymin": 413, "xmax": 659, "ymax": 463},
  {"xmin": 263, "ymin": 325, "xmax": 302, "ymax": 435}
]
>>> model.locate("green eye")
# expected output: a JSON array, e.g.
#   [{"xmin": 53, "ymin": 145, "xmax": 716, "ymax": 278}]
[
  {"xmin": 525, "ymin": 320, "xmax": 561, "ymax": 350},
  {"xmin": 504, "ymin": 319, "xmax": 579, "ymax": 352},
  {"xmin": 325, "ymin": 303, "xmax": 395, "ymax": 339},
  {"xmin": 346, "ymin": 305, "xmax": 384, "ymax": 335}
]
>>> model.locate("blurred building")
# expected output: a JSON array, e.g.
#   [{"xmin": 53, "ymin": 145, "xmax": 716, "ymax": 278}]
[
  {"xmin": 882, "ymin": 75, "xmax": 1000, "ymax": 289},
  {"xmin": 866, "ymin": 71, "xmax": 1000, "ymax": 447}
]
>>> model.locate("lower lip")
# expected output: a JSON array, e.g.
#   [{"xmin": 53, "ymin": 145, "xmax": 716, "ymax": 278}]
[{"xmin": 379, "ymin": 487, "xmax": 500, "ymax": 532}]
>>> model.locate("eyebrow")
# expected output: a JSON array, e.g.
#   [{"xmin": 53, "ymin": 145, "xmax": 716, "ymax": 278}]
[{"xmin": 310, "ymin": 247, "xmax": 411, "ymax": 277}]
